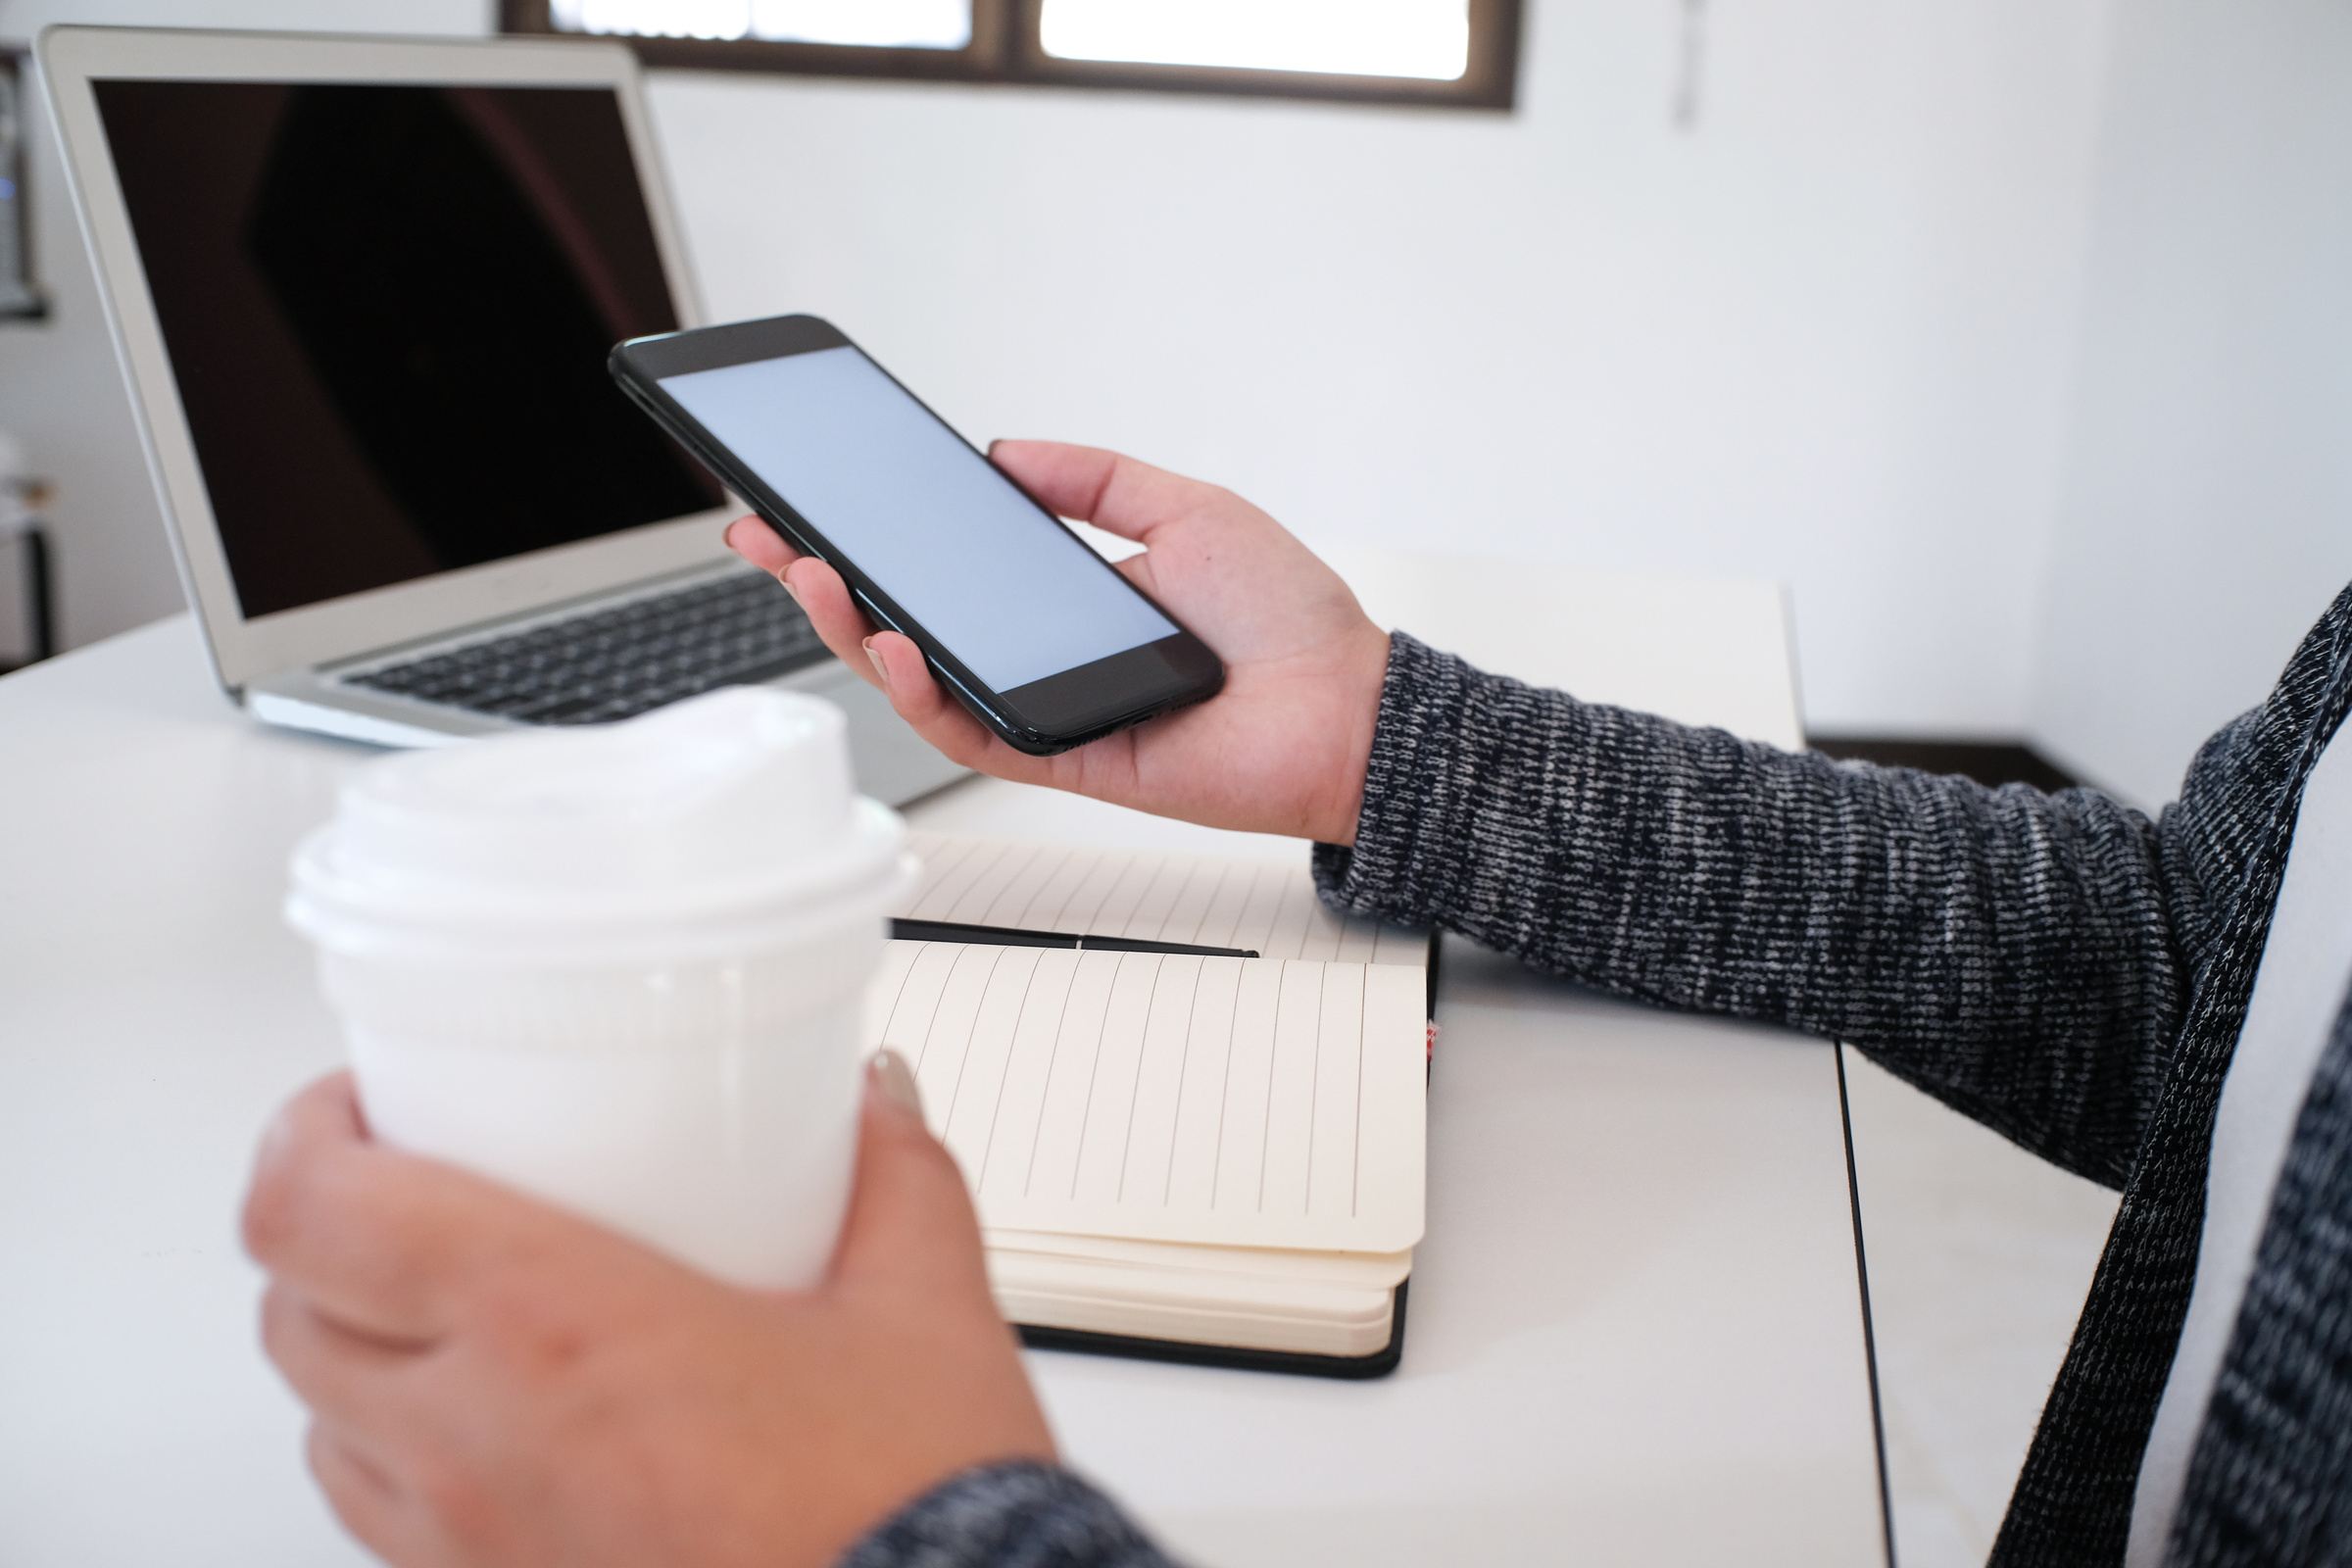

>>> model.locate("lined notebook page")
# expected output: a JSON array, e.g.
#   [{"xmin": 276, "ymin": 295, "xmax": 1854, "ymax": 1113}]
[
  {"xmin": 900, "ymin": 832, "xmax": 1428, "ymax": 967},
  {"xmin": 864, "ymin": 941, "xmax": 1427, "ymax": 1253}
]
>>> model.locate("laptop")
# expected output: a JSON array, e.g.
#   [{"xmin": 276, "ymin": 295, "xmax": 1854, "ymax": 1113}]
[{"xmin": 39, "ymin": 25, "xmax": 969, "ymax": 805}]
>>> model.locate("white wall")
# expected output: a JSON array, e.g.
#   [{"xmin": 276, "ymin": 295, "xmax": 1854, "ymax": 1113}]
[
  {"xmin": 2030, "ymin": 0, "xmax": 2352, "ymax": 808},
  {"xmin": 0, "ymin": 0, "xmax": 2112, "ymax": 737},
  {"xmin": 653, "ymin": 0, "xmax": 2114, "ymax": 737},
  {"xmin": 0, "ymin": 0, "xmax": 494, "ymax": 656}
]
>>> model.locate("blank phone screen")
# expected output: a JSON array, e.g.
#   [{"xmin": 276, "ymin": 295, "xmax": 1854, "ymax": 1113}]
[{"xmin": 658, "ymin": 347, "xmax": 1176, "ymax": 693}]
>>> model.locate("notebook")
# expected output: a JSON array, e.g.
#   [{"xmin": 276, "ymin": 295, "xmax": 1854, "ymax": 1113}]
[{"xmin": 870, "ymin": 833, "xmax": 1435, "ymax": 1377}]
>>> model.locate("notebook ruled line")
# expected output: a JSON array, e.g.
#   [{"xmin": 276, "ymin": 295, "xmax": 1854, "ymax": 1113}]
[
  {"xmin": 971, "ymin": 948, "xmax": 1046, "ymax": 1197},
  {"xmin": 1153, "ymin": 957, "xmax": 1208, "ymax": 1207},
  {"xmin": 1353, "ymin": 965, "xmax": 1367, "ymax": 1217},
  {"xmin": 1064, "ymin": 953, "xmax": 1122, "ymax": 1201},
  {"xmin": 1207, "ymin": 961, "xmax": 1243, "ymax": 1214},
  {"xmin": 1304, "ymin": 965, "xmax": 1322, "ymax": 1218},
  {"xmin": 1256, "ymin": 964, "xmax": 1282, "ymax": 1213},
  {"xmin": 1019, "ymin": 954, "xmax": 1081, "ymax": 1201},
  {"xmin": 942, "ymin": 945, "xmax": 1007, "ymax": 1118},
  {"xmin": 1109, "ymin": 956, "xmax": 1167, "ymax": 1206},
  {"xmin": 906, "ymin": 946, "xmax": 953, "ymax": 1077}
]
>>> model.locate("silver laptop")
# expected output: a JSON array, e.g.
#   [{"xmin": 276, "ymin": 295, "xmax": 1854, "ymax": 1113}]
[{"xmin": 40, "ymin": 25, "xmax": 967, "ymax": 805}]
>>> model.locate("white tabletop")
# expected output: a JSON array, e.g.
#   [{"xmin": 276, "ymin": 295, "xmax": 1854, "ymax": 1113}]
[{"xmin": 0, "ymin": 571, "xmax": 1882, "ymax": 1567}]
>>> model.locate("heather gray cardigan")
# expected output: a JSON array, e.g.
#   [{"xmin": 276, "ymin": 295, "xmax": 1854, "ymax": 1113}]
[{"xmin": 851, "ymin": 584, "xmax": 2352, "ymax": 1568}]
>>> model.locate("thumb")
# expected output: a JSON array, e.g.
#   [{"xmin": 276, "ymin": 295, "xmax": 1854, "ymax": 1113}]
[
  {"xmin": 828, "ymin": 1054, "xmax": 995, "ymax": 1299},
  {"xmin": 990, "ymin": 440, "xmax": 1194, "ymax": 547}
]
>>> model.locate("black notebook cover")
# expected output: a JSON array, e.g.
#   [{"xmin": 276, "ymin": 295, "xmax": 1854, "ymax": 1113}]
[{"xmin": 1015, "ymin": 1278, "xmax": 1408, "ymax": 1381}]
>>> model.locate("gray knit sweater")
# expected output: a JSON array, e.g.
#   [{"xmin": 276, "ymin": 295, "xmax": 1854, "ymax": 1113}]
[{"xmin": 848, "ymin": 583, "xmax": 2352, "ymax": 1568}]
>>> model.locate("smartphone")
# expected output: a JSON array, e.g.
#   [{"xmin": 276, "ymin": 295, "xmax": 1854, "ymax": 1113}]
[{"xmin": 609, "ymin": 315, "xmax": 1223, "ymax": 756}]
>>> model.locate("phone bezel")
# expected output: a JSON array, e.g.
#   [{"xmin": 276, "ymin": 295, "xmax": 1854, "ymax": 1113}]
[{"xmin": 610, "ymin": 316, "xmax": 1222, "ymax": 756}]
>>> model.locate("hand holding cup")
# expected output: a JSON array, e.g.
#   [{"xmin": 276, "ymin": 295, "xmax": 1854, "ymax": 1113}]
[{"xmin": 244, "ymin": 1061, "xmax": 1054, "ymax": 1568}]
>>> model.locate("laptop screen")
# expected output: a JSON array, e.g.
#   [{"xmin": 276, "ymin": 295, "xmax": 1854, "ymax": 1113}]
[{"xmin": 92, "ymin": 80, "xmax": 722, "ymax": 621}]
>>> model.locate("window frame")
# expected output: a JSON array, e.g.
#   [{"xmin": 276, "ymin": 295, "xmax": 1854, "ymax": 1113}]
[
  {"xmin": 499, "ymin": 0, "xmax": 1523, "ymax": 112},
  {"xmin": 0, "ymin": 44, "xmax": 47, "ymax": 321}
]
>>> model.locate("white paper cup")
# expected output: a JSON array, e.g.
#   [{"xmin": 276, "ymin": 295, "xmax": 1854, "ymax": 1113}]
[{"xmin": 287, "ymin": 688, "xmax": 914, "ymax": 1289}]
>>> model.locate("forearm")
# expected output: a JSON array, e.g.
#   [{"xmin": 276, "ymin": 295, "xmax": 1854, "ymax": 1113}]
[
  {"xmin": 841, "ymin": 1461, "xmax": 1182, "ymax": 1568},
  {"xmin": 1314, "ymin": 633, "xmax": 2187, "ymax": 1186}
]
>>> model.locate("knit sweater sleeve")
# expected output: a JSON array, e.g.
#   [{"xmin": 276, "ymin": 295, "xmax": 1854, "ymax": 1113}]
[
  {"xmin": 1313, "ymin": 632, "xmax": 2189, "ymax": 1188},
  {"xmin": 838, "ymin": 1461, "xmax": 1182, "ymax": 1568}
]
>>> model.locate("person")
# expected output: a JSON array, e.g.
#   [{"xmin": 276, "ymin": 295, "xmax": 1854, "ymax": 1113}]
[{"xmin": 244, "ymin": 441, "xmax": 2352, "ymax": 1568}]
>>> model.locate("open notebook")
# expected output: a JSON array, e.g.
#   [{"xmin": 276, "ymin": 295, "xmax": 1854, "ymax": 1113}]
[{"xmin": 864, "ymin": 832, "xmax": 1435, "ymax": 1377}]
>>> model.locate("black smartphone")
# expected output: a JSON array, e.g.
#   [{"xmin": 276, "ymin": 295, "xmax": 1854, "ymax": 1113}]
[{"xmin": 609, "ymin": 315, "xmax": 1223, "ymax": 755}]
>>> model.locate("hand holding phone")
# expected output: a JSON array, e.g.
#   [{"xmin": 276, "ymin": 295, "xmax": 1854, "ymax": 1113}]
[
  {"xmin": 728, "ymin": 438, "xmax": 1396, "ymax": 848},
  {"xmin": 612, "ymin": 316, "xmax": 1220, "ymax": 755}
]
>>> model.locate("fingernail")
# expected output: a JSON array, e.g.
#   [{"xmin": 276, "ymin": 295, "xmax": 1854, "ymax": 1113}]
[
  {"xmin": 779, "ymin": 577, "xmax": 801, "ymax": 604},
  {"xmin": 870, "ymin": 1049, "xmax": 922, "ymax": 1118},
  {"xmin": 863, "ymin": 636, "xmax": 891, "ymax": 690}
]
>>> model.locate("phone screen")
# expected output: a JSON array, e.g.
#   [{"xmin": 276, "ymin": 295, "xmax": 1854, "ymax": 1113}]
[{"xmin": 656, "ymin": 346, "xmax": 1177, "ymax": 694}]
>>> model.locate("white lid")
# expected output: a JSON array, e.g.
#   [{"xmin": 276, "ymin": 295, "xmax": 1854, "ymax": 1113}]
[{"xmin": 288, "ymin": 688, "xmax": 909, "ymax": 962}]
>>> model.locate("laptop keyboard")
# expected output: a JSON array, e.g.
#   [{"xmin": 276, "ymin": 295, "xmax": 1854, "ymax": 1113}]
[{"xmin": 344, "ymin": 571, "xmax": 831, "ymax": 726}]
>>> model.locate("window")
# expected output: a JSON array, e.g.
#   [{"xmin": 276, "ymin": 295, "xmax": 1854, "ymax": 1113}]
[
  {"xmin": 0, "ymin": 47, "xmax": 44, "ymax": 320},
  {"xmin": 501, "ymin": 0, "xmax": 1522, "ymax": 110}
]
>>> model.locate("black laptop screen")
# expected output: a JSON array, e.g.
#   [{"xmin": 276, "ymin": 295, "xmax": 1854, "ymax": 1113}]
[{"xmin": 93, "ymin": 80, "xmax": 723, "ymax": 620}]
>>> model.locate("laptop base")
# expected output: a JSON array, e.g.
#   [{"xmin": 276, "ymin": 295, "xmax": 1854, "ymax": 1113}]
[{"xmin": 249, "ymin": 655, "xmax": 971, "ymax": 808}]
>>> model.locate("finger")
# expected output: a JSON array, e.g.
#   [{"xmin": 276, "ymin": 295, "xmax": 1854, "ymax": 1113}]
[
  {"xmin": 242, "ymin": 1073, "xmax": 373, "ymax": 1275},
  {"xmin": 780, "ymin": 556, "xmax": 883, "ymax": 680},
  {"xmin": 254, "ymin": 1070, "xmax": 369, "ymax": 1162},
  {"xmin": 723, "ymin": 514, "xmax": 802, "ymax": 575},
  {"xmin": 855, "ymin": 630, "xmax": 1068, "ymax": 790},
  {"xmin": 308, "ymin": 1421, "xmax": 427, "ymax": 1568},
  {"xmin": 868, "ymin": 1047, "xmax": 923, "ymax": 1119},
  {"xmin": 246, "ymin": 1076, "xmax": 595, "ymax": 1345},
  {"xmin": 245, "ymin": 1079, "xmax": 465, "ymax": 1342},
  {"xmin": 262, "ymin": 1283, "xmax": 423, "ymax": 1424},
  {"xmin": 861, "ymin": 631, "xmax": 1007, "ymax": 756},
  {"xmin": 827, "ymin": 1067, "xmax": 995, "ymax": 1300}
]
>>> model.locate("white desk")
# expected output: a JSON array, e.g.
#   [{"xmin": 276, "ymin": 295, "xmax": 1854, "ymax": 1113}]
[{"xmin": 0, "ymin": 577, "xmax": 1884, "ymax": 1568}]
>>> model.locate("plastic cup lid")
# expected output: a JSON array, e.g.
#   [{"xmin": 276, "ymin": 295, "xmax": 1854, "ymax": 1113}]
[{"xmin": 287, "ymin": 687, "xmax": 908, "ymax": 959}]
